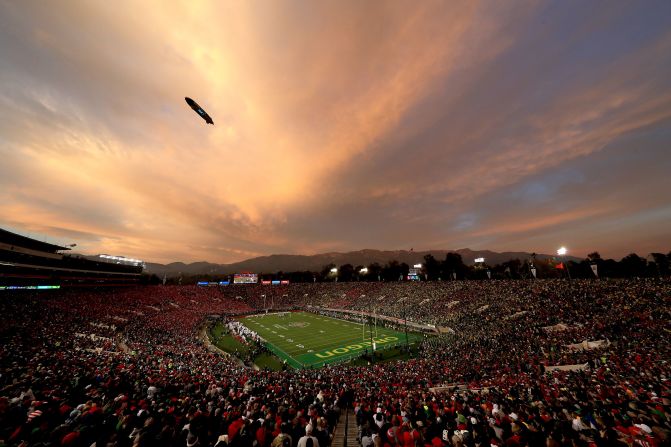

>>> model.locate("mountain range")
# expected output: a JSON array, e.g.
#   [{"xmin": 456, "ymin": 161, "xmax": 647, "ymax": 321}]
[{"xmin": 145, "ymin": 248, "xmax": 580, "ymax": 277}]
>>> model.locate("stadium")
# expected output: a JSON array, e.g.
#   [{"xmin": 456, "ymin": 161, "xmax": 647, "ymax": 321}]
[
  {"xmin": 2, "ymin": 2, "xmax": 671, "ymax": 447},
  {"xmin": 1, "ymin": 228, "xmax": 670, "ymax": 447}
]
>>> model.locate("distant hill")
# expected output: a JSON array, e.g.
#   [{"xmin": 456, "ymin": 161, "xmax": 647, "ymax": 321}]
[{"xmin": 145, "ymin": 248, "xmax": 580, "ymax": 277}]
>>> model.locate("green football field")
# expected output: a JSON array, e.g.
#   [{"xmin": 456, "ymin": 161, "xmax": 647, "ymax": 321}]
[{"xmin": 238, "ymin": 311, "xmax": 424, "ymax": 368}]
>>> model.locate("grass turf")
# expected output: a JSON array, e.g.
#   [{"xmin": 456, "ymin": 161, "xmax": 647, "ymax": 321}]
[
  {"xmin": 210, "ymin": 324, "xmax": 285, "ymax": 370},
  {"xmin": 254, "ymin": 353, "xmax": 285, "ymax": 370},
  {"xmin": 212, "ymin": 333, "xmax": 250, "ymax": 355},
  {"xmin": 238, "ymin": 311, "xmax": 424, "ymax": 368}
]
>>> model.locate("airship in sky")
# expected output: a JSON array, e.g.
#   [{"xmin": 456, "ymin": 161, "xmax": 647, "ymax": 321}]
[{"xmin": 185, "ymin": 97, "xmax": 214, "ymax": 125}]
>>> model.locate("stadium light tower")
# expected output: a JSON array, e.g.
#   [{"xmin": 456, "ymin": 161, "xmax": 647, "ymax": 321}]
[{"xmin": 557, "ymin": 247, "xmax": 571, "ymax": 280}]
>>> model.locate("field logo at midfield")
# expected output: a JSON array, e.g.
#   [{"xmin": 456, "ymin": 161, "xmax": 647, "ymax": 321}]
[
  {"xmin": 314, "ymin": 336, "xmax": 399, "ymax": 358},
  {"xmin": 288, "ymin": 322, "xmax": 310, "ymax": 328}
]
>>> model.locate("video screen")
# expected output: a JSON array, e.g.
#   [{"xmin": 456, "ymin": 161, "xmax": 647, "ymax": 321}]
[{"xmin": 233, "ymin": 273, "xmax": 258, "ymax": 284}]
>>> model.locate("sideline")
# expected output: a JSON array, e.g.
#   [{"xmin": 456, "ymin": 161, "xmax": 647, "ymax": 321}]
[{"xmin": 199, "ymin": 324, "xmax": 258, "ymax": 370}]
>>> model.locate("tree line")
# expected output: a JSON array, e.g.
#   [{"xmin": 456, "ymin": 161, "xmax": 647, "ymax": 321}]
[
  {"xmin": 164, "ymin": 251, "xmax": 671, "ymax": 284},
  {"xmin": 312, "ymin": 251, "xmax": 670, "ymax": 281}
]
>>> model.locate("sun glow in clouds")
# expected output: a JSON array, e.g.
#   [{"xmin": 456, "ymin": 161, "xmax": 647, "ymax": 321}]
[{"xmin": 1, "ymin": 1, "xmax": 670, "ymax": 262}]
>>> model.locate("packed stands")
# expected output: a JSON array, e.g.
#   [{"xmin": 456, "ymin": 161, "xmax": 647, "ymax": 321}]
[
  {"xmin": 1, "ymin": 279, "xmax": 669, "ymax": 447},
  {"xmin": 0, "ymin": 228, "xmax": 143, "ymax": 288}
]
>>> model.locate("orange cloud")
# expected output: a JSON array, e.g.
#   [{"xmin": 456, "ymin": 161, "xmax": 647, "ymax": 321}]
[{"xmin": 1, "ymin": 0, "xmax": 669, "ymax": 262}]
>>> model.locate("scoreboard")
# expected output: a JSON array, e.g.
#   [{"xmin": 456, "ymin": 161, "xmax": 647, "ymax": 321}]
[{"xmin": 233, "ymin": 273, "xmax": 258, "ymax": 284}]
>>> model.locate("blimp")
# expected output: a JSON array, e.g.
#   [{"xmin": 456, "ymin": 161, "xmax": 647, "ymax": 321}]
[{"xmin": 185, "ymin": 97, "xmax": 214, "ymax": 125}]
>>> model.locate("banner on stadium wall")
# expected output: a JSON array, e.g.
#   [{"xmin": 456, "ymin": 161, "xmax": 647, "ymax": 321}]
[
  {"xmin": 531, "ymin": 267, "xmax": 537, "ymax": 278},
  {"xmin": 565, "ymin": 339, "xmax": 609, "ymax": 351},
  {"xmin": 0, "ymin": 285, "xmax": 60, "ymax": 290},
  {"xmin": 545, "ymin": 363, "xmax": 589, "ymax": 372},
  {"xmin": 590, "ymin": 264, "xmax": 598, "ymax": 277}
]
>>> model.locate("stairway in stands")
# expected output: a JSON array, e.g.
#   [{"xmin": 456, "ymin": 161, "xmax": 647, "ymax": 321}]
[{"xmin": 331, "ymin": 409, "xmax": 358, "ymax": 447}]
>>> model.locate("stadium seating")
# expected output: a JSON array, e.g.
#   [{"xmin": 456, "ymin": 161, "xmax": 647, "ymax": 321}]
[{"xmin": 0, "ymin": 279, "xmax": 669, "ymax": 447}]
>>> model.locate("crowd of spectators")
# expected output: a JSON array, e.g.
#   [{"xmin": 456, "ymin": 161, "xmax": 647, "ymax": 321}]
[{"xmin": 1, "ymin": 278, "xmax": 669, "ymax": 447}]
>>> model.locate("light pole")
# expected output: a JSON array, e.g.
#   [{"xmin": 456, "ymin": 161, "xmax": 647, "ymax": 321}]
[
  {"xmin": 557, "ymin": 247, "xmax": 571, "ymax": 280},
  {"xmin": 474, "ymin": 258, "xmax": 485, "ymax": 279},
  {"xmin": 412, "ymin": 264, "xmax": 422, "ymax": 282},
  {"xmin": 368, "ymin": 314, "xmax": 375, "ymax": 364}
]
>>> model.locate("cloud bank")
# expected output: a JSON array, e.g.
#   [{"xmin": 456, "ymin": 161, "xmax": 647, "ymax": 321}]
[{"xmin": 1, "ymin": 0, "xmax": 670, "ymax": 262}]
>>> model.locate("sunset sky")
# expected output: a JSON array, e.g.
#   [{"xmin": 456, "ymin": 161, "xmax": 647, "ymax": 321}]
[{"xmin": 1, "ymin": 1, "xmax": 670, "ymax": 264}]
